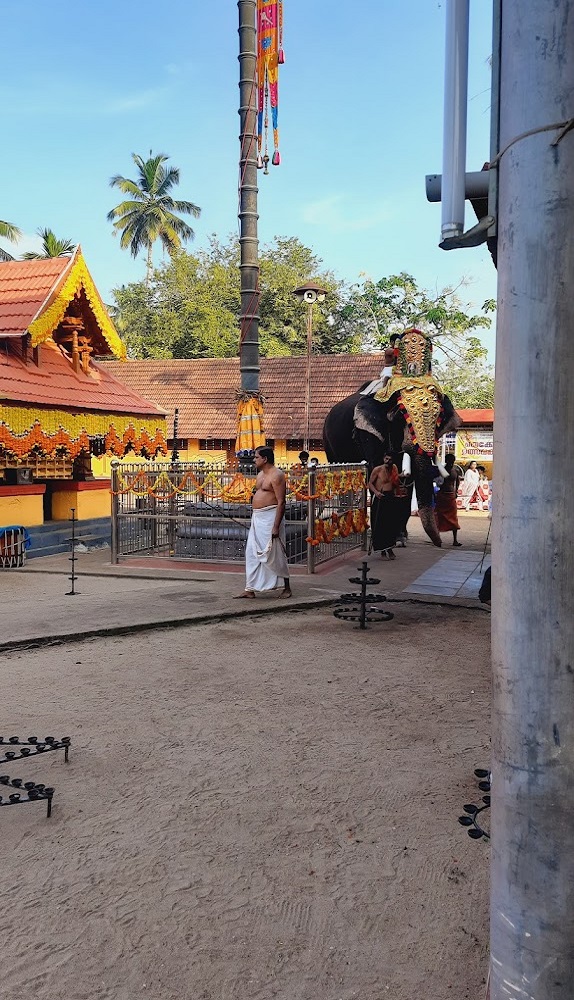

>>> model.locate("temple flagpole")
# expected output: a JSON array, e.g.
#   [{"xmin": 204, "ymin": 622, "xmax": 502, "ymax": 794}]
[{"xmin": 237, "ymin": 0, "xmax": 260, "ymax": 396}]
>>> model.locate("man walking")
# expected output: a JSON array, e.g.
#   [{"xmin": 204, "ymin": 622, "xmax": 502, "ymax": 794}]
[
  {"xmin": 235, "ymin": 446, "xmax": 292, "ymax": 599},
  {"xmin": 435, "ymin": 453, "xmax": 462, "ymax": 546}
]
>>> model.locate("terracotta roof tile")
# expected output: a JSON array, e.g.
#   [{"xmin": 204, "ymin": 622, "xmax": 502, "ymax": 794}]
[
  {"xmin": 458, "ymin": 409, "xmax": 494, "ymax": 424},
  {"xmin": 0, "ymin": 340, "xmax": 165, "ymax": 416},
  {"xmin": 99, "ymin": 359, "xmax": 495, "ymax": 438},
  {"xmin": 99, "ymin": 356, "xmax": 388, "ymax": 438},
  {"xmin": 0, "ymin": 257, "xmax": 73, "ymax": 337}
]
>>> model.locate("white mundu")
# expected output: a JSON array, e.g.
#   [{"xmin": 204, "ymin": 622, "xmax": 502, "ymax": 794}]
[{"xmin": 245, "ymin": 505, "xmax": 289, "ymax": 592}]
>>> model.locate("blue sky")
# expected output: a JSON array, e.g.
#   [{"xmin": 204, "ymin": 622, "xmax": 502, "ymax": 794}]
[{"xmin": 1, "ymin": 0, "xmax": 496, "ymax": 349}]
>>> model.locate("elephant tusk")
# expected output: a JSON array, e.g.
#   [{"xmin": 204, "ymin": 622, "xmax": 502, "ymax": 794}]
[{"xmin": 402, "ymin": 452, "xmax": 412, "ymax": 476}]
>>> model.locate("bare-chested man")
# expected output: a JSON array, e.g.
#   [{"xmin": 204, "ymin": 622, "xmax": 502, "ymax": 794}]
[
  {"xmin": 235, "ymin": 446, "xmax": 292, "ymax": 599},
  {"xmin": 368, "ymin": 454, "xmax": 401, "ymax": 559}
]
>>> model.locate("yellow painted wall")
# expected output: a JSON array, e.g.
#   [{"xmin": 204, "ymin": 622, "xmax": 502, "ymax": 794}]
[
  {"xmin": 0, "ymin": 493, "xmax": 44, "ymax": 527},
  {"xmin": 52, "ymin": 488, "xmax": 111, "ymax": 521},
  {"xmin": 91, "ymin": 440, "xmax": 329, "ymax": 475}
]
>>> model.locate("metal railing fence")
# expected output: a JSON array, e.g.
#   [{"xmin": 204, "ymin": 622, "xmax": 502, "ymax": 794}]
[{"xmin": 110, "ymin": 460, "xmax": 367, "ymax": 573}]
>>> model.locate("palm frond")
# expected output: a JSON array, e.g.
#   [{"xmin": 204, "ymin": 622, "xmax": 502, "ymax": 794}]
[
  {"xmin": 22, "ymin": 227, "xmax": 75, "ymax": 259},
  {"xmin": 109, "ymin": 176, "xmax": 146, "ymax": 199},
  {"xmin": 108, "ymin": 152, "xmax": 201, "ymax": 275},
  {"xmin": 0, "ymin": 220, "xmax": 22, "ymax": 242}
]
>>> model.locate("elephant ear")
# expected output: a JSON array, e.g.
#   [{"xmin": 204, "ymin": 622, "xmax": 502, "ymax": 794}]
[
  {"xmin": 354, "ymin": 394, "xmax": 398, "ymax": 444},
  {"xmin": 437, "ymin": 393, "xmax": 463, "ymax": 436}
]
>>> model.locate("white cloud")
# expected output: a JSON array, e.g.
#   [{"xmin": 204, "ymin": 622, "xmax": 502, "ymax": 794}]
[{"xmin": 301, "ymin": 194, "xmax": 391, "ymax": 233}]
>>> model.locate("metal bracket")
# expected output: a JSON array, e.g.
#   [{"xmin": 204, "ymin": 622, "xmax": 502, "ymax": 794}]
[{"xmin": 439, "ymin": 215, "xmax": 495, "ymax": 251}]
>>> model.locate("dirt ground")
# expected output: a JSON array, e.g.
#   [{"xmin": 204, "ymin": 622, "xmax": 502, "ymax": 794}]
[{"xmin": 0, "ymin": 603, "xmax": 491, "ymax": 1000}]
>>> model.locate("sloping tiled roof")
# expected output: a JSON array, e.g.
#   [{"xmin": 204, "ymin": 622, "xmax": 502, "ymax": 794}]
[
  {"xmin": 458, "ymin": 409, "xmax": 494, "ymax": 424},
  {"xmin": 0, "ymin": 257, "xmax": 74, "ymax": 337},
  {"xmin": 0, "ymin": 339, "xmax": 165, "ymax": 416},
  {"xmin": 100, "ymin": 355, "xmax": 390, "ymax": 438},
  {"xmin": 0, "ymin": 248, "xmax": 125, "ymax": 357}
]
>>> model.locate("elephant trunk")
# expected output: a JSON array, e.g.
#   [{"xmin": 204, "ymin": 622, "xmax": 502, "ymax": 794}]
[{"xmin": 417, "ymin": 504, "xmax": 442, "ymax": 547}]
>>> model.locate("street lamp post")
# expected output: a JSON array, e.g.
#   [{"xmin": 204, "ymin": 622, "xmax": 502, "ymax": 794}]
[{"xmin": 293, "ymin": 282, "xmax": 327, "ymax": 453}]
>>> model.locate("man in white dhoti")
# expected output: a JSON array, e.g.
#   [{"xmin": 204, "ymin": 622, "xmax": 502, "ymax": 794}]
[{"xmin": 235, "ymin": 446, "xmax": 292, "ymax": 599}]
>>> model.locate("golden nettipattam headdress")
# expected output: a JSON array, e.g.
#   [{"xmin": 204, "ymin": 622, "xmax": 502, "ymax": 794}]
[{"xmin": 396, "ymin": 328, "xmax": 433, "ymax": 377}]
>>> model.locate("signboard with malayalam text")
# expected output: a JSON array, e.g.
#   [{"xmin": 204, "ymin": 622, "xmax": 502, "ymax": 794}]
[{"xmin": 455, "ymin": 429, "xmax": 494, "ymax": 463}]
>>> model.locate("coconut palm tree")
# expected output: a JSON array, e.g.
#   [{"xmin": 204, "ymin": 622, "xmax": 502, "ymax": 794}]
[
  {"xmin": 21, "ymin": 227, "xmax": 76, "ymax": 259},
  {"xmin": 0, "ymin": 219, "xmax": 22, "ymax": 261},
  {"xmin": 107, "ymin": 152, "xmax": 201, "ymax": 283}
]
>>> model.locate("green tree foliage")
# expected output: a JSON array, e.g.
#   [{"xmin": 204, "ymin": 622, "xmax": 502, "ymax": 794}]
[
  {"xmin": 108, "ymin": 152, "xmax": 201, "ymax": 282},
  {"xmin": 435, "ymin": 336, "xmax": 495, "ymax": 409},
  {"xmin": 111, "ymin": 235, "xmax": 353, "ymax": 359},
  {"xmin": 341, "ymin": 272, "xmax": 496, "ymax": 407},
  {"xmin": 21, "ymin": 227, "xmax": 76, "ymax": 259},
  {"xmin": 340, "ymin": 272, "xmax": 495, "ymax": 348},
  {"xmin": 0, "ymin": 219, "xmax": 21, "ymax": 261},
  {"xmin": 110, "ymin": 244, "xmax": 495, "ymax": 404}
]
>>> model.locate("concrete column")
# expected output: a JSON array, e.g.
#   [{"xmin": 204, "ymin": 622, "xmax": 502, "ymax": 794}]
[{"xmin": 491, "ymin": 2, "xmax": 574, "ymax": 995}]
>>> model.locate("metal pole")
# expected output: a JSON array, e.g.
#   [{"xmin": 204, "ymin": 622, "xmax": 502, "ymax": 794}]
[
  {"xmin": 110, "ymin": 460, "xmax": 119, "ymax": 564},
  {"xmin": 491, "ymin": 2, "xmax": 574, "ymax": 996},
  {"xmin": 360, "ymin": 463, "xmax": 368, "ymax": 552},
  {"xmin": 306, "ymin": 465, "xmax": 316, "ymax": 574},
  {"xmin": 441, "ymin": 0, "xmax": 469, "ymax": 242},
  {"xmin": 238, "ymin": 0, "xmax": 260, "ymax": 393},
  {"xmin": 168, "ymin": 408, "xmax": 179, "ymax": 557},
  {"xmin": 304, "ymin": 302, "xmax": 313, "ymax": 453}
]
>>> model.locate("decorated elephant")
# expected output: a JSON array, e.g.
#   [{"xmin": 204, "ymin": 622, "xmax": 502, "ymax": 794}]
[{"xmin": 322, "ymin": 328, "xmax": 461, "ymax": 546}]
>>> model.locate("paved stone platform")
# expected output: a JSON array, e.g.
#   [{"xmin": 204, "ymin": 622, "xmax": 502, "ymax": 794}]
[
  {"xmin": 0, "ymin": 513, "xmax": 491, "ymax": 650},
  {"xmin": 404, "ymin": 548, "xmax": 491, "ymax": 600}
]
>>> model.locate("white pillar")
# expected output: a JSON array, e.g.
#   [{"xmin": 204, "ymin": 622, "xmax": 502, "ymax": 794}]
[
  {"xmin": 441, "ymin": 0, "xmax": 469, "ymax": 241},
  {"xmin": 491, "ymin": 1, "xmax": 574, "ymax": 996}
]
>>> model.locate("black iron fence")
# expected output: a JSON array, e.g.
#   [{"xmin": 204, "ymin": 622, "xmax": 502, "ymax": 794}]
[{"xmin": 110, "ymin": 460, "xmax": 367, "ymax": 573}]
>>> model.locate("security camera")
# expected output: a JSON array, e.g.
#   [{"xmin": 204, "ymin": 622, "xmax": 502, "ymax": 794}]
[{"xmin": 303, "ymin": 289, "xmax": 318, "ymax": 304}]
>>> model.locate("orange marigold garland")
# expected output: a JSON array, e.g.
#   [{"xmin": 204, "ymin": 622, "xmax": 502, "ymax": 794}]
[
  {"xmin": 1, "ymin": 414, "xmax": 167, "ymax": 460},
  {"xmin": 306, "ymin": 508, "xmax": 368, "ymax": 546}
]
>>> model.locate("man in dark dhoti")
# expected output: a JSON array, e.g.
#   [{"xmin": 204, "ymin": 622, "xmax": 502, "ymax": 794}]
[
  {"xmin": 435, "ymin": 453, "xmax": 462, "ymax": 546},
  {"xmin": 368, "ymin": 454, "xmax": 402, "ymax": 559}
]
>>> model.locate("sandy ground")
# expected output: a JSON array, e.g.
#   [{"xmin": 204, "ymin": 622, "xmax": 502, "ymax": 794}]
[{"xmin": 0, "ymin": 603, "xmax": 490, "ymax": 1000}]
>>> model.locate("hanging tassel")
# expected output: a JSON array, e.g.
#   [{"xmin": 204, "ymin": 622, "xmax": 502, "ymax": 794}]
[
  {"xmin": 272, "ymin": 150, "xmax": 281, "ymax": 166},
  {"xmin": 278, "ymin": 48, "xmax": 285, "ymax": 64},
  {"xmin": 257, "ymin": 155, "xmax": 263, "ymax": 169}
]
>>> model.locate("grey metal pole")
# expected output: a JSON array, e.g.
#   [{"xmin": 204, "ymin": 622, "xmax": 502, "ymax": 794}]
[
  {"xmin": 304, "ymin": 302, "xmax": 313, "ymax": 453},
  {"xmin": 110, "ymin": 460, "xmax": 119, "ymax": 563},
  {"xmin": 441, "ymin": 0, "xmax": 469, "ymax": 241},
  {"xmin": 306, "ymin": 465, "xmax": 316, "ymax": 574},
  {"xmin": 491, "ymin": 1, "xmax": 574, "ymax": 995},
  {"xmin": 238, "ymin": 0, "xmax": 260, "ymax": 393}
]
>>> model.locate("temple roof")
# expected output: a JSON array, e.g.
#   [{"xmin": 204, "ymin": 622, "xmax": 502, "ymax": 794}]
[
  {"xmin": 99, "ymin": 357, "xmax": 494, "ymax": 438},
  {"xmin": 0, "ymin": 251, "xmax": 163, "ymax": 418},
  {"xmin": 100, "ymin": 355, "xmax": 387, "ymax": 438},
  {"xmin": 0, "ymin": 248, "xmax": 125, "ymax": 357},
  {"xmin": 0, "ymin": 339, "xmax": 165, "ymax": 416},
  {"xmin": 458, "ymin": 409, "xmax": 494, "ymax": 424}
]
